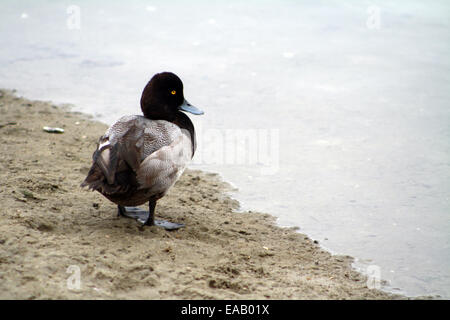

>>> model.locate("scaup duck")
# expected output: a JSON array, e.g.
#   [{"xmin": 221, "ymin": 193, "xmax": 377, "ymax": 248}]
[{"xmin": 81, "ymin": 72, "xmax": 204, "ymax": 230}]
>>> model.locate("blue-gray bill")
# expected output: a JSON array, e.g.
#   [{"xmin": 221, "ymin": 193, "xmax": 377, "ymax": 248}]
[{"xmin": 179, "ymin": 99, "xmax": 204, "ymax": 115}]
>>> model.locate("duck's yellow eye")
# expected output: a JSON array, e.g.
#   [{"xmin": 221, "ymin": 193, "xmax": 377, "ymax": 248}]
[{"xmin": 171, "ymin": 90, "xmax": 176, "ymax": 95}]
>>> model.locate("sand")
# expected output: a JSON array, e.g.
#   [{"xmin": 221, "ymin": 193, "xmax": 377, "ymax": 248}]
[{"xmin": 0, "ymin": 89, "xmax": 402, "ymax": 299}]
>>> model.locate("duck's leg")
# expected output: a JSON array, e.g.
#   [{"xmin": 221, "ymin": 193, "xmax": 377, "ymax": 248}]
[
  {"xmin": 143, "ymin": 198, "xmax": 156, "ymax": 226},
  {"xmin": 145, "ymin": 198, "xmax": 185, "ymax": 230},
  {"xmin": 117, "ymin": 199, "xmax": 184, "ymax": 230},
  {"xmin": 117, "ymin": 205, "xmax": 127, "ymax": 217}
]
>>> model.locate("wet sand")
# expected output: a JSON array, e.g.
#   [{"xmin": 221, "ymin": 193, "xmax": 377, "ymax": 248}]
[{"xmin": 0, "ymin": 89, "xmax": 402, "ymax": 299}]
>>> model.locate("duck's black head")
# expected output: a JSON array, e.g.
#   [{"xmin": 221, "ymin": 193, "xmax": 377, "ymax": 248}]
[{"xmin": 140, "ymin": 72, "xmax": 203, "ymax": 121}]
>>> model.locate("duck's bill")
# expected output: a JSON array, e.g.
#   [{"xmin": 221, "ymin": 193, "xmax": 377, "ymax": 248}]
[{"xmin": 179, "ymin": 99, "xmax": 204, "ymax": 115}]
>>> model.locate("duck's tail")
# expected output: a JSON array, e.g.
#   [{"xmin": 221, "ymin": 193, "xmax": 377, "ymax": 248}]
[{"xmin": 80, "ymin": 137, "xmax": 133, "ymax": 195}]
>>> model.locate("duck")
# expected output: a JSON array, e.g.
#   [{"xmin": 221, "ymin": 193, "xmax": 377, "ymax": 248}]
[{"xmin": 81, "ymin": 72, "xmax": 204, "ymax": 230}]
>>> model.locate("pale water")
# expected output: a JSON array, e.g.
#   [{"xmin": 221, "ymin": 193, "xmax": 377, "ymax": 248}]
[{"xmin": 1, "ymin": 0, "xmax": 449, "ymax": 298}]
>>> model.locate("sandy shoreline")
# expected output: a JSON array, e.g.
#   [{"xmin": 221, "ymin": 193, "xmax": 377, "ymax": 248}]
[{"xmin": 0, "ymin": 89, "xmax": 403, "ymax": 299}]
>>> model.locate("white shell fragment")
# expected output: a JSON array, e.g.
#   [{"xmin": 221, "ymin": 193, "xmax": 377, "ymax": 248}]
[{"xmin": 43, "ymin": 126, "xmax": 65, "ymax": 133}]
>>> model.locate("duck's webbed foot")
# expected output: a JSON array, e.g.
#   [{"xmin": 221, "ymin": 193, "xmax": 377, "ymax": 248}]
[
  {"xmin": 153, "ymin": 219, "xmax": 185, "ymax": 230},
  {"xmin": 117, "ymin": 199, "xmax": 184, "ymax": 230},
  {"xmin": 117, "ymin": 205, "xmax": 148, "ymax": 222}
]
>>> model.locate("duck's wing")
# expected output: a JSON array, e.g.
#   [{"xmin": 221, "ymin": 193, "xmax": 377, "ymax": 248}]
[{"xmin": 81, "ymin": 115, "xmax": 189, "ymax": 196}]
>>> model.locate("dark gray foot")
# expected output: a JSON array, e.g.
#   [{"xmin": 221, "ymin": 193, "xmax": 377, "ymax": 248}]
[
  {"xmin": 117, "ymin": 205, "xmax": 184, "ymax": 230},
  {"xmin": 117, "ymin": 206, "xmax": 147, "ymax": 221},
  {"xmin": 153, "ymin": 220, "xmax": 185, "ymax": 230}
]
